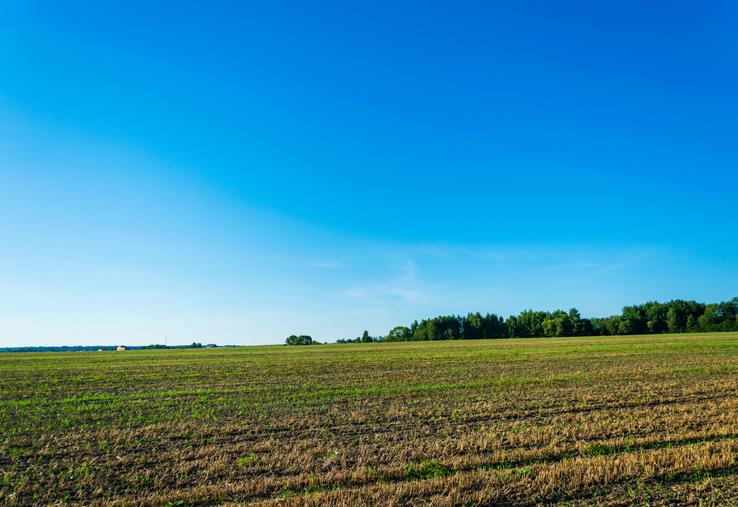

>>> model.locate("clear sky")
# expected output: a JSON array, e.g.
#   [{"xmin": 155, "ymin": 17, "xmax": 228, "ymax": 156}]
[{"xmin": 1, "ymin": 1, "xmax": 737, "ymax": 346}]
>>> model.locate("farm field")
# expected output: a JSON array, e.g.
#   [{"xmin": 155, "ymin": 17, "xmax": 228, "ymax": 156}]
[{"xmin": 1, "ymin": 333, "xmax": 738, "ymax": 506}]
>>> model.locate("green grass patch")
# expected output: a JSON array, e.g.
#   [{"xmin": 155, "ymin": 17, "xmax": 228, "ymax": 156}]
[{"xmin": 403, "ymin": 460, "xmax": 452, "ymax": 480}]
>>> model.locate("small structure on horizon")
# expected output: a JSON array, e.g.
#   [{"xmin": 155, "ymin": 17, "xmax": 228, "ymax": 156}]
[
  {"xmin": 116, "ymin": 345, "xmax": 127, "ymax": 351},
  {"xmin": 206, "ymin": 343, "xmax": 218, "ymax": 349}
]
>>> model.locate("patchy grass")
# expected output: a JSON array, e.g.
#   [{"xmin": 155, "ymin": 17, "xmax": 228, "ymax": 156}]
[
  {"xmin": 237, "ymin": 452, "xmax": 257, "ymax": 467},
  {"xmin": 404, "ymin": 460, "xmax": 452, "ymax": 480}
]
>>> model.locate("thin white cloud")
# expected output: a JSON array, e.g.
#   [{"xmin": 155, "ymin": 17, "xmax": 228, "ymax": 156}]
[
  {"xmin": 337, "ymin": 259, "xmax": 437, "ymax": 304},
  {"xmin": 325, "ymin": 242, "xmax": 666, "ymax": 321},
  {"xmin": 307, "ymin": 260, "xmax": 347, "ymax": 269},
  {"xmin": 406, "ymin": 242, "xmax": 664, "ymax": 271}
]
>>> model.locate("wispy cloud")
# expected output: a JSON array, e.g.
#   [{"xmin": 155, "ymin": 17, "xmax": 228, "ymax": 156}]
[
  {"xmin": 404, "ymin": 242, "xmax": 664, "ymax": 273},
  {"xmin": 536, "ymin": 249, "xmax": 660, "ymax": 273},
  {"xmin": 306, "ymin": 260, "xmax": 347, "ymax": 269},
  {"xmin": 337, "ymin": 259, "xmax": 436, "ymax": 304},
  {"xmin": 328, "ymin": 242, "xmax": 665, "ymax": 314}
]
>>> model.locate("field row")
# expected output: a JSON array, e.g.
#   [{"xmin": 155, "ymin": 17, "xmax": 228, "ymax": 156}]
[{"xmin": 1, "ymin": 333, "xmax": 737, "ymax": 505}]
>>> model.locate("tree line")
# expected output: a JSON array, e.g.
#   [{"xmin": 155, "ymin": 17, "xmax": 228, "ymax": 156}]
[
  {"xmin": 0, "ymin": 342, "xmax": 228, "ymax": 353},
  {"xmin": 286, "ymin": 297, "xmax": 738, "ymax": 345},
  {"xmin": 289, "ymin": 297, "xmax": 738, "ymax": 345},
  {"xmin": 379, "ymin": 298, "xmax": 738, "ymax": 342}
]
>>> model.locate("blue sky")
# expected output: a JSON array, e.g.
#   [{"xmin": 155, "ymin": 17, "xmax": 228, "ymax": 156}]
[{"xmin": 1, "ymin": 1, "xmax": 737, "ymax": 346}]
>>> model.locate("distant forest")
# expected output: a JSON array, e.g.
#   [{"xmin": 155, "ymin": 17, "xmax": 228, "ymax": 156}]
[
  {"xmin": 336, "ymin": 297, "xmax": 738, "ymax": 344},
  {"xmin": 0, "ymin": 343, "xmax": 229, "ymax": 353}
]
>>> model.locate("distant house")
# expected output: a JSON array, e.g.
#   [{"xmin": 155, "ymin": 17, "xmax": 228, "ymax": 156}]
[
  {"xmin": 206, "ymin": 344, "xmax": 218, "ymax": 349},
  {"xmin": 116, "ymin": 345, "xmax": 127, "ymax": 351}
]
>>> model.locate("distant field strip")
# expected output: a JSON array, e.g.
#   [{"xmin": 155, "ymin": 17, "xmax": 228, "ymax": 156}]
[{"xmin": 1, "ymin": 333, "xmax": 738, "ymax": 505}]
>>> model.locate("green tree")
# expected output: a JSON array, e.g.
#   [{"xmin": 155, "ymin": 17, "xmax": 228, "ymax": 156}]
[
  {"xmin": 542, "ymin": 310, "xmax": 574, "ymax": 337},
  {"xmin": 385, "ymin": 326, "xmax": 411, "ymax": 342},
  {"xmin": 621, "ymin": 305, "xmax": 647, "ymax": 334},
  {"xmin": 514, "ymin": 310, "xmax": 547, "ymax": 338},
  {"xmin": 568, "ymin": 308, "xmax": 582, "ymax": 335},
  {"xmin": 666, "ymin": 307, "xmax": 682, "ymax": 333},
  {"xmin": 463, "ymin": 312, "xmax": 483, "ymax": 339},
  {"xmin": 644, "ymin": 301, "xmax": 667, "ymax": 333},
  {"xmin": 686, "ymin": 314, "xmax": 698, "ymax": 332},
  {"xmin": 285, "ymin": 335, "xmax": 315, "ymax": 345},
  {"xmin": 505, "ymin": 315, "xmax": 519, "ymax": 337},
  {"xmin": 482, "ymin": 313, "xmax": 507, "ymax": 338}
]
